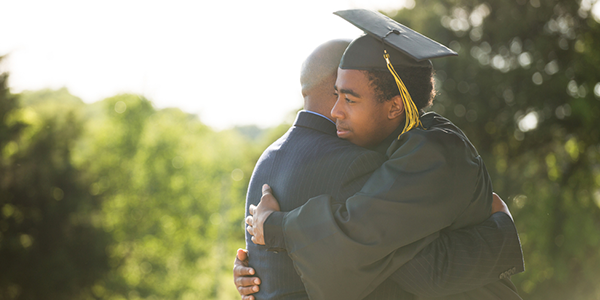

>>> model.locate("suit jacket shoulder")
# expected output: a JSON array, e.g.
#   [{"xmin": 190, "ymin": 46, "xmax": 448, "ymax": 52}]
[{"xmin": 245, "ymin": 111, "xmax": 385, "ymax": 300}]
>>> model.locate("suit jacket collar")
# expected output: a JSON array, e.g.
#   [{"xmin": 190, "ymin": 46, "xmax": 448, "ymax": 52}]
[{"xmin": 294, "ymin": 111, "xmax": 337, "ymax": 137}]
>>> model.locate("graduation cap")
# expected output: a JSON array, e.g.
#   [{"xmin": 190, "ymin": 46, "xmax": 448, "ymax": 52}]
[{"xmin": 334, "ymin": 9, "xmax": 457, "ymax": 135}]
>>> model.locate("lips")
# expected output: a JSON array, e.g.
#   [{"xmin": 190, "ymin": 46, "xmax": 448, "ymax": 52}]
[{"xmin": 336, "ymin": 123, "xmax": 351, "ymax": 138}]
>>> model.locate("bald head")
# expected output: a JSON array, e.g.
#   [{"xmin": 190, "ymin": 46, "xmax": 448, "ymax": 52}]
[{"xmin": 300, "ymin": 39, "xmax": 351, "ymax": 120}]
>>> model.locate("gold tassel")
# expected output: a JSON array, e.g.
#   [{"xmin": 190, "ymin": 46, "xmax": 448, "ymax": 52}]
[{"xmin": 383, "ymin": 50, "xmax": 423, "ymax": 137}]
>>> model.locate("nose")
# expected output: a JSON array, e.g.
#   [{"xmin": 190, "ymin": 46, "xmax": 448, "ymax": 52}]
[{"xmin": 331, "ymin": 98, "xmax": 345, "ymax": 120}]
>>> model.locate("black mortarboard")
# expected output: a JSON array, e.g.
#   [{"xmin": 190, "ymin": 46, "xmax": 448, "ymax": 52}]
[
  {"xmin": 335, "ymin": 9, "xmax": 457, "ymax": 71},
  {"xmin": 334, "ymin": 9, "xmax": 457, "ymax": 135}
]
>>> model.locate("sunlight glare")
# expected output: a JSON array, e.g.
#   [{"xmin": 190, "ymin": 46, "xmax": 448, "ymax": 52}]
[{"xmin": 518, "ymin": 111, "xmax": 539, "ymax": 132}]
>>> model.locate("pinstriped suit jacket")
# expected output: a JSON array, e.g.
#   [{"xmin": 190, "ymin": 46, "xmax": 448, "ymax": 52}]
[
  {"xmin": 245, "ymin": 111, "xmax": 387, "ymax": 300},
  {"xmin": 246, "ymin": 111, "xmax": 524, "ymax": 299}
]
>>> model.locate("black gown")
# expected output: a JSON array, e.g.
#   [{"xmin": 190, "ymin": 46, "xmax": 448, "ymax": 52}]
[{"xmin": 280, "ymin": 112, "xmax": 521, "ymax": 300}]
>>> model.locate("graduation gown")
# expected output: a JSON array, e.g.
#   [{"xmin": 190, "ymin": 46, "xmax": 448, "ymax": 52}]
[{"xmin": 280, "ymin": 112, "xmax": 508, "ymax": 300}]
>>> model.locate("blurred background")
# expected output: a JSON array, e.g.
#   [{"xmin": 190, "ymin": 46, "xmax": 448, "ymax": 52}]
[{"xmin": 1, "ymin": 0, "xmax": 599, "ymax": 299}]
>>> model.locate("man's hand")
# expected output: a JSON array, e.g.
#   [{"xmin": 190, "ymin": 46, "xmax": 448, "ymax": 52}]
[
  {"xmin": 246, "ymin": 184, "xmax": 281, "ymax": 245},
  {"xmin": 233, "ymin": 248, "xmax": 261, "ymax": 300},
  {"xmin": 491, "ymin": 192, "xmax": 513, "ymax": 220}
]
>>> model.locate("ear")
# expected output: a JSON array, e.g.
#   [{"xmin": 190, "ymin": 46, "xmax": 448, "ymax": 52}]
[{"xmin": 388, "ymin": 95, "xmax": 404, "ymax": 119}]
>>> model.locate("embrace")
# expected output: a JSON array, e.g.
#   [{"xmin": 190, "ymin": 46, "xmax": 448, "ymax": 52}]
[{"xmin": 234, "ymin": 9, "xmax": 524, "ymax": 300}]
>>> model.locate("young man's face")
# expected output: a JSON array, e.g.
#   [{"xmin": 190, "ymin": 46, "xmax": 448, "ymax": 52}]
[{"xmin": 332, "ymin": 68, "xmax": 397, "ymax": 148}]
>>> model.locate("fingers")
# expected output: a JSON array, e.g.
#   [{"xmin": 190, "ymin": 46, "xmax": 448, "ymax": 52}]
[
  {"xmin": 249, "ymin": 204, "xmax": 256, "ymax": 216},
  {"xmin": 262, "ymin": 184, "xmax": 271, "ymax": 195},
  {"xmin": 233, "ymin": 261, "xmax": 255, "ymax": 276},
  {"xmin": 237, "ymin": 248, "xmax": 248, "ymax": 261},
  {"xmin": 245, "ymin": 216, "xmax": 253, "ymax": 226},
  {"xmin": 250, "ymin": 227, "xmax": 263, "ymax": 244},
  {"xmin": 234, "ymin": 249, "xmax": 249, "ymax": 270},
  {"xmin": 238, "ymin": 285, "xmax": 260, "ymax": 296},
  {"xmin": 233, "ymin": 248, "xmax": 259, "ymax": 298},
  {"xmin": 235, "ymin": 276, "xmax": 261, "ymax": 287},
  {"xmin": 260, "ymin": 184, "xmax": 281, "ymax": 211},
  {"xmin": 247, "ymin": 221, "xmax": 263, "ymax": 244}
]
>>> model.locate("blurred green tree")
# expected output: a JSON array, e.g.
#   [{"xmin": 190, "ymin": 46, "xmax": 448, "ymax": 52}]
[
  {"xmin": 73, "ymin": 94, "xmax": 266, "ymax": 299},
  {"xmin": 0, "ymin": 77, "xmax": 285, "ymax": 299},
  {"xmin": 389, "ymin": 0, "xmax": 600, "ymax": 299},
  {"xmin": 0, "ymin": 61, "xmax": 110, "ymax": 299}
]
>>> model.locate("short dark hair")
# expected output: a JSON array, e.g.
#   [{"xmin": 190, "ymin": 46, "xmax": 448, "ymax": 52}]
[{"xmin": 364, "ymin": 66, "xmax": 436, "ymax": 110}]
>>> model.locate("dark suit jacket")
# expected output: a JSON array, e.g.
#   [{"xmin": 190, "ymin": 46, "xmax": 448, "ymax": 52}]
[
  {"xmin": 246, "ymin": 111, "xmax": 386, "ymax": 300},
  {"xmin": 247, "ymin": 111, "xmax": 524, "ymax": 300}
]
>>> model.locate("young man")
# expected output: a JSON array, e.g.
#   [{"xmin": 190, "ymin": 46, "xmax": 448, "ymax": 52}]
[{"xmin": 244, "ymin": 9, "xmax": 523, "ymax": 300}]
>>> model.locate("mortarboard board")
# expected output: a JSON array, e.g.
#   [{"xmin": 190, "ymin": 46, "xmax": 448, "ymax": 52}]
[
  {"xmin": 334, "ymin": 9, "xmax": 457, "ymax": 135},
  {"xmin": 335, "ymin": 9, "xmax": 457, "ymax": 67}
]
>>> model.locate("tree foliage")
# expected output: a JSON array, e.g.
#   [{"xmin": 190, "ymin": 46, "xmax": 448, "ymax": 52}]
[
  {"xmin": 0, "ymin": 61, "xmax": 274, "ymax": 299},
  {"xmin": 390, "ymin": 1, "xmax": 600, "ymax": 298},
  {"xmin": 0, "ymin": 59, "xmax": 110, "ymax": 300},
  {"xmin": 75, "ymin": 94, "xmax": 261, "ymax": 299}
]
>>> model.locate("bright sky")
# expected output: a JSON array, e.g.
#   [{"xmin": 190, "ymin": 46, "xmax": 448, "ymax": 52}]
[{"xmin": 1, "ymin": 0, "xmax": 414, "ymax": 129}]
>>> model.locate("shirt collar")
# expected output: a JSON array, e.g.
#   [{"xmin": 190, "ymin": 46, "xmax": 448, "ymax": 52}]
[{"xmin": 302, "ymin": 110, "xmax": 335, "ymax": 124}]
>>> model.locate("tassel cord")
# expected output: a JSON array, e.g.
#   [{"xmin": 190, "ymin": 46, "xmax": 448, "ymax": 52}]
[{"xmin": 383, "ymin": 51, "xmax": 423, "ymax": 136}]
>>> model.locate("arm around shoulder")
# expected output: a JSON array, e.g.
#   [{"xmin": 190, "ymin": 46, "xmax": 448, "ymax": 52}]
[{"xmin": 389, "ymin": 212, "xmax": 525, "ymax": 297}]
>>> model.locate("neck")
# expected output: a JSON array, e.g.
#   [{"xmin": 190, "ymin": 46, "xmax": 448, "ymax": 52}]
[
  {"xmin": 368, "ymin": 118, "xmax": 405, "ymax": 156},
  {"xmin": 304, "ymin": 97, "xmax": 334, "ymax": 121}
]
